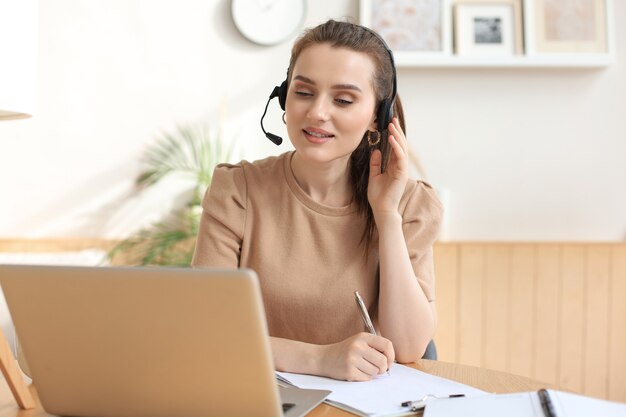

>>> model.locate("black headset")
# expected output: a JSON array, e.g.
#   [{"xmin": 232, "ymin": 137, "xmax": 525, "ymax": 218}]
[{"xmin": 260, "ymin": 24, "xmax": 397, "ymax": 146}]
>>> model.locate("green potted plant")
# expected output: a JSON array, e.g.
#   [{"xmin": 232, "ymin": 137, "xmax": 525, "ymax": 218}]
[{"xmin": 109, "ymin": 124, "xmax": 234, "ymax": 266}]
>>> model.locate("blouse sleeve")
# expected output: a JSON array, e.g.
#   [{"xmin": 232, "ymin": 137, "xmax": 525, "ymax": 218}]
[
  {"xmin": 401, "ymin": 181, "xmax": 443, "ymax": 302},
  {"xmin": 191, "ymin": 163, "xmax": 247, "ymax": 268}
]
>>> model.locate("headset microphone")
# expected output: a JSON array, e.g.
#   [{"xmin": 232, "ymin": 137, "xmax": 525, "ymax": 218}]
[{"xmin": 260, "ymin": 86, "xmax": 283, "ymax": 146}]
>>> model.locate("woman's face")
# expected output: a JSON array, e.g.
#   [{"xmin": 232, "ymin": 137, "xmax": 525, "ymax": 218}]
[{"xmin": 285, "ymin": 43, "xmax": 378, "ymax": 165}]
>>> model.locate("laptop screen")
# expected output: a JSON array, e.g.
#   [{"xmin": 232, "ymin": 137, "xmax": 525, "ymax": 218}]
[{"xmin": 1, "ymin": 265, "xmax": 287, "ymax": 417}]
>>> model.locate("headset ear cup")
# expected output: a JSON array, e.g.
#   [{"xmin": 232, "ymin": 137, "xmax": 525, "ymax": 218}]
[
  {"xmin": 377, "ymin": 99, "xmax": 392, "ymax": 132},
  {"xmin": 278, "ymin": 80, "xmax": 288, "ymax": 111}
]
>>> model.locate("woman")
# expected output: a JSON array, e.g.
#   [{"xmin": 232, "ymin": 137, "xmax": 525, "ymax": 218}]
[{"xmin": 192, "ymin": 20, "xmax": 442, "ymax": 381}]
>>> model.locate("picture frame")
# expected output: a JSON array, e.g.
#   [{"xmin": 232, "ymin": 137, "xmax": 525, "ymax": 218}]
[
  {"xmin": 528, "ymin": 0, "xmax": 608, "ymax": 54},
  {"xmin": 359, "ymin": 0, "xmax": 452, "ymax": 64},
  {"xmin": 453, "ymin": 0, "xmax": 523, "ymax": 56}
]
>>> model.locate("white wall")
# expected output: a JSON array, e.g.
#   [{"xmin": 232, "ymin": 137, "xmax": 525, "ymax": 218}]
[{"xmin": 0, "ymin": 0, "xmax": 624, "ymax": 241}]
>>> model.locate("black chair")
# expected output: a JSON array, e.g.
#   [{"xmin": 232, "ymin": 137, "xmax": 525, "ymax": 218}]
[{"xmin": 421, "ymin": 340, "xmax": 437, "ymax": 360}]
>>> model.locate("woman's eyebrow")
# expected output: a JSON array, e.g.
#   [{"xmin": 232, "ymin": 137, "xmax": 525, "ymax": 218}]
[{"xmin": 293, "ymin": 75, "xmax": 362, "ymax": 92}]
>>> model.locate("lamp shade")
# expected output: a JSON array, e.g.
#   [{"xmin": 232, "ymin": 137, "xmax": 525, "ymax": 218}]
[{"xmin": 0, "ymin": 0, "xmax": 38, "ymax": 120}]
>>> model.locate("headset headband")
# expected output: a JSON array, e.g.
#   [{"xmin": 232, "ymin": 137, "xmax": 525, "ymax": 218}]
[{"xmin": 261, "ymin": 23, "xmax": 397, "ymax": 146}]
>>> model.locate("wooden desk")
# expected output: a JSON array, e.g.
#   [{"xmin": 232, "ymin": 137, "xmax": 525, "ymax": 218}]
[{"xmin": 0, "ymin": 360, "xmax": 551, "ymax": 417}]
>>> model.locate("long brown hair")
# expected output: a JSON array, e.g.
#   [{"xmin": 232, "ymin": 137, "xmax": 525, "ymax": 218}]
[{"xmin": 287, "ymin": 19, "xmax": 406, "ymax": 251}]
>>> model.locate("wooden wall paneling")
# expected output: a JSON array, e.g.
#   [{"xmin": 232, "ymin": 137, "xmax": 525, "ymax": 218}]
[
  {"xmin": 433, "ymin": 244, "xmax": 459, "ymax": 362},
  {"xmin": 483, "ymin": 245, "xmax": 510, "ymax": 372},
  {"xmin": 457, "ymin": 244, "xmax": 485, "ymax": 367},
  {"xmin": 558, "ymin": 245, "xmax": 586, "ymax": 393},
  {"xmin": 533, "ymin": 245, "xmax": 561, "ymax": 385},
  {"xmin": 508, "ymin": 245, "xmax": 535, "ymax": 378},
  {"xmin": 584, "ymin": 246, "xmax": 611, "ymax": 398},
  {"xmin": 609, "ymin": 245, "xmax": 626, "ymax": 402}
]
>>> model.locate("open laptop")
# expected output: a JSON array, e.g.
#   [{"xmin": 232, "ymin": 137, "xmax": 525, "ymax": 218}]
[{"xmin": 0, "ymin": 265, "xmax": 330, "ymax": 417}]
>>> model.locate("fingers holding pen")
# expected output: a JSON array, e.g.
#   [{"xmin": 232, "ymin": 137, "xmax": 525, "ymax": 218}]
[
  {"xmin": 366, "ymin": 334, "xmax": 395, "ymax": 373},
  {"xmin": 319, "ymin": 333, "xmax": 395, "ymax": 381}
]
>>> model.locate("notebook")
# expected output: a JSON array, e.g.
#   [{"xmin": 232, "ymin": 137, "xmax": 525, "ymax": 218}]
[
  {"xmin": 422, "ymin": 389, "xmax": 626, "ymax": 417},
  {"xmin": 0, "ymin": 264, "xmax": 329, "ymax": 417}
]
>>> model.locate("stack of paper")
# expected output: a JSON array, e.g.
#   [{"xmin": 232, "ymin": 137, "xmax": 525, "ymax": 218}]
[{"xmin": 277, "ymin": 363, "xmax": 486, "ymax": 417}]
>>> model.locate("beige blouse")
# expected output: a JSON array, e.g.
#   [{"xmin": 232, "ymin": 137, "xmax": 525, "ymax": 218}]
[{"xmin": 192, "ymin": 151, "xmax": 442, "ymax": 345}]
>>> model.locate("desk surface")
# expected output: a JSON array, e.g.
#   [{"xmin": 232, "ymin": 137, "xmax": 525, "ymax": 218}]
[{"xmin": 0, "ymin": 360, "xmax": 551, "ymax": 417}]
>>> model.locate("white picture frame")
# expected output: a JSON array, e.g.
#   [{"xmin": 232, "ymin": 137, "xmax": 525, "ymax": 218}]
[
  {"xmin": 526, "ymin": 0, "xmax": 608, "ymax": 54},
  {"xmin": 454, "ymin": 0, "xmax": 523, "ymax": 56},
  {"xmin": 359, "ymin": 0, "xmax": 453, "ymax": 65}
]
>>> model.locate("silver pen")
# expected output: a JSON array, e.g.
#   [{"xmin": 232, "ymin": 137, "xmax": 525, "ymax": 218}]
[
  {"xmin": 354, "ymin": 291, "xmax": 390, "ymax": 375},
  {"xmin": 354, "ymin": 291, "xmax": 376, "ymax": 334}
]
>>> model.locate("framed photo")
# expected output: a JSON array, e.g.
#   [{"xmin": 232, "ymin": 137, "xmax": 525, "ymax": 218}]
[
  {"xmin": 453, "ymin": 0, "xmax": 523, "ymax": 56},
  {"xmin": 530, "ymin": 0, "xmax": 607, "ymax": 53},
  {"xmin": 360, "ymin": 0, "xmax": 452, "ymax": 63}
]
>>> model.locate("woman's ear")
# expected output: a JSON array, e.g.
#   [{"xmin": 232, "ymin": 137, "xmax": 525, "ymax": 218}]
[{"xmin": 368, "ymin": 115, "xmax": 378, "ymax": 132}]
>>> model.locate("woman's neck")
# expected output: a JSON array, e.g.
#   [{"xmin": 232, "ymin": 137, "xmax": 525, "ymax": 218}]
[{"xmin": 290, "ymin": 152, "xmax": 353, "ymax": 207}]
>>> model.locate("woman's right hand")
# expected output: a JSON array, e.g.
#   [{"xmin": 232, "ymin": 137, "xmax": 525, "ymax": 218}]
[{"xmin": 317, "ymin": 333, "xmax": 395, "ymax": 381}]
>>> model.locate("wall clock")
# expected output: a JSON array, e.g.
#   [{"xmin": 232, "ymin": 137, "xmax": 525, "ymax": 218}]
[{"xmin": 231, "ymin": 0, "xmax": 306, "ymax": 46}]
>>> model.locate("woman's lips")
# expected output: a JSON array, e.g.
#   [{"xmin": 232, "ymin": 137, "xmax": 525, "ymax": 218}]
[{"xmin": 303, "ymin": 128, "xmax": 334, "ymax": 144}]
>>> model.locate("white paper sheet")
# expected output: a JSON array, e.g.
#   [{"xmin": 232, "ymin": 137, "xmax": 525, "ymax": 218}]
[
  {"xmin": 552, "ymin": 390, "xmax": 626, "ymax": 417},
  {"xmin": 424, "ymin": 392, "xmax": 543, "ymax": 417},
  {"xmin": 277, "ymin": 364, "xmax": 486, "ymax": 417}
]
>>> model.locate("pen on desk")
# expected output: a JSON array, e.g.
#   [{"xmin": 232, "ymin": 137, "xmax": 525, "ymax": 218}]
[
  {"xmin": 354, "ymin": 291, "xmax": 390, "ymax": 375},
  {"xmin": 401, "ymin": 394, "xmax": 465, "ymax": 411},
  {"xmin": 538, "ymin": 389, "xmax": 557, "ymax": 417}
]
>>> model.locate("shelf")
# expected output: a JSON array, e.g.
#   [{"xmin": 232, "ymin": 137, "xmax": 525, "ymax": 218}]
[
  {"xmin": 361, "ymin": 0, "xmax": 616, "ymax": 69},
  {"xmin": 394, "ymin": 53, "xmax": 615, "ymax": 69}
]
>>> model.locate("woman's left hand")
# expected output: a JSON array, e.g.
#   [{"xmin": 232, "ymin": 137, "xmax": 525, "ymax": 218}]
[{"xmin": 367, "ymin": 117, "xmax": 409, "ymax": 218}]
